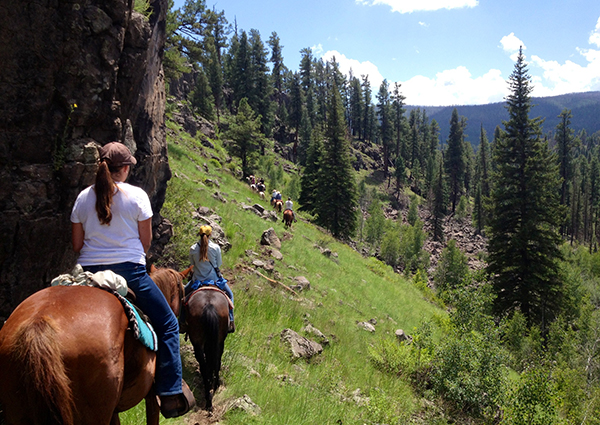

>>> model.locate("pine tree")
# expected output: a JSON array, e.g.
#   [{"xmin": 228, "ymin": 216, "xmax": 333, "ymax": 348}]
[
  {"xmin": 190, "ymin": 67, "xmax": 214, "ymax": 120},
  {"xmin": 361, "ymin": 75, "xmax": 372, "ymax": 141},
  {"xmin": 248, "ymin": 29, "xmax": 273, "ymax": 138},
  {"xmin": 204, "ymin": 36, "xmax": 223, "ymax": 122},
  {"xmin": 225, "ymin": 98, "xmax": 263, "ymax": 177},
  {"xmin": 487, "ymin": 47, "xmax": 563, "ymax": 330},
  {"xmin": 431, "ymin": 157, "xmax": 446, "ymax": 242},
  {"xmin": 394, "ymin": 155, "xmax": 406, "ymax": 200},
  {"xmin": 473, "ymin": 125, "xmax": 490, "ymax": 235},
  {"xmin": 349, "ymin": 76, "xmax": 364, "ymax": 138},
  {"xmin": 313, "ymin": 82, "xmax": 358, "ymax": 238},
  {"xmin": 392, "ymin": 83, "xmax": 407, "ymax": 159},
  {"xmin": 556, "ymin": 108, "xmax": 576, "ymax": 235},
  {"xmin": 444, "ymin": 108, "xmax": 466, "ymax": 214},
  {"xmin": 268, "ymin": 32, "xmax": 285, "ymax": 101},
  {"xmin": 230, "ymin": 30, "xmax": 250, "ymax": 109},
  {"xmin": 299, "ymin": 133, "xmax": 323, "ymax": 213},
  {"xmin": 376, "ymin": 80, "xmax": 393, "ymax": 180}
]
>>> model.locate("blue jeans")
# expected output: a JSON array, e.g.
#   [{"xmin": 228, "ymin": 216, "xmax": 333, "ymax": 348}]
[
  {"xmin": 216, "ymin": 280, "xmax": 235, "ymax": 323},
  {"xmin": 83, "ymin": 262, "xmax": 182, "ymax": 396}
]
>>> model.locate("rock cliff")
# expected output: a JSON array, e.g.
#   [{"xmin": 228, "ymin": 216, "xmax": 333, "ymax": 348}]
[{"xmin": 0, "ymin": 0, "xmax": 170, "ymax": 318}]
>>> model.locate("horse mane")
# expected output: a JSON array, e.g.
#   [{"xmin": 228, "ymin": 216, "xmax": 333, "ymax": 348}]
[
  {"xmin": 12, "ymin": 316, "xmax": 75, "ymax": 425},
  {"xmin": 150, "ymin": 268, "xmax": 184, "ymax": 311}
]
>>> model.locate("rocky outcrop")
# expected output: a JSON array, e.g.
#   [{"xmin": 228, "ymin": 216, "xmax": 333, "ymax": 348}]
[{"xmin": 0, "ymin": 0, "xmax": 170, "ymax": 317}]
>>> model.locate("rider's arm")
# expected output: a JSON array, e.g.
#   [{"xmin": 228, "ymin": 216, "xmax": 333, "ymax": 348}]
[
  {"xmin": 71, "ymin": 222, "xmax": 84, "ymax": 253},
  {"xmin": 138, "ymin": 217, "xmax": 152, "ymax": 253},
  {"xmin": 216, "ymin": 245, "xmax": 223, "ymax": 268}
]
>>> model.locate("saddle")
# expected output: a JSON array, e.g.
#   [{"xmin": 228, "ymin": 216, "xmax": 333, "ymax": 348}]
[
  {"xmin": 184, "ymin": 281, "xmax": 234, "ymax": 310},
  {"xmin": 51, "ymin": 265, "xmax": 157, "ymax": 351}
]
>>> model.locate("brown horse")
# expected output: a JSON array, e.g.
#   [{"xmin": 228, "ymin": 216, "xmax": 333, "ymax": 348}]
[
  {"xmin": 283, "ymin": 209, "xmax": 294, "ymax": 229},
  {"xmin": 0, "ymin": 266, "xmax": 188, "ymax": 425},
  {"xmin": 149, "ymin": 264, "xmax": 192, "ymax": 318},
  {"xmin": 183, "ymin": 287, "xmax": 230, "ymax": 411},
  {"xmin": 274, "ymin": 199, "xmax": 283, "ymax": 213}
]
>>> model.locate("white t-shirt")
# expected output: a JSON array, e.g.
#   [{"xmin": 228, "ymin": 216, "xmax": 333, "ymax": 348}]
[
  {"xmin": 190, "ymin": 240, "xmax": 222, "ymax": 282},
  {"xmin": 70, "ymin": 182, "xmax": 153, "ymax": 266},
  {"xmin": 285, "ymin": 200, "xmax": 293, "ymax": 210}
]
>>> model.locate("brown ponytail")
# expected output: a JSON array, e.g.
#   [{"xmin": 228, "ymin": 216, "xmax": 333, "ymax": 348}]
[
  {"xmin": 199, "ymin": 234, "xmax": 209, "ymax": 262},
  {"xmin": 94, "ymin": 161, "xmax": 122, "ymax": 225}
]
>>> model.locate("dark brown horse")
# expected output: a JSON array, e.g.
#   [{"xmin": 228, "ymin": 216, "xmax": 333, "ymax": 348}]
[
  {"xmin": 0, "ymin": 266, "xmax": 188, "ymax": 425},
  {"xmin": 183, "ymin": 287, "xmax": 230, "ymax": 411},
  {"xmin": 283, "ymin": 209, "xmax": 294, "ymax": 229}
]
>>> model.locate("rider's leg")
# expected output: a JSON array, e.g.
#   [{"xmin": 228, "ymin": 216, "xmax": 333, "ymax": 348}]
[
  {"xmin": 216, "ymin": 279, "xmax": 235, "ymax": 330},
  {"xmin": 83, "ymin": 263, "xmax": 185, "ymax": 400}
]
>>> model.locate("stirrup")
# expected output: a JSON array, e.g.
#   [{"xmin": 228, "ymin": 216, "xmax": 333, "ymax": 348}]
[{"xmin": 160, "ymin": 380, "xmax": 196, "ymax": 418}]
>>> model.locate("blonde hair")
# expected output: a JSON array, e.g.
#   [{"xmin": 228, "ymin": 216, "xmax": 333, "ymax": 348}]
[{"xmin": 198, "ymin": 225, "xmax": 212, "ymax": 262}]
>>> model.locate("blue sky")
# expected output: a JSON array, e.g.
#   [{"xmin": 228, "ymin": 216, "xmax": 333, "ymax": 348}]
[{"xmin": 174, "ymin": 0, "xmax": 600, "ymax": 106}]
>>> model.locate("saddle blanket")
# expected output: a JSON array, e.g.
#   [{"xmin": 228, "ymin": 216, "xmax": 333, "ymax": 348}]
[
  {"xmin": 51, "ymin": 265, "xmax": 157, "ymax": 351},
  {"xmin": 185, "ymin": 278, "xmax": 234, "ymax": 310}
]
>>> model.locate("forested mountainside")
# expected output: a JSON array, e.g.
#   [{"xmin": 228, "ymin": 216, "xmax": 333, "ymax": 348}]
[{"xmin": 408, "ymin": 91, "xmax": 600, "ymax": 147}]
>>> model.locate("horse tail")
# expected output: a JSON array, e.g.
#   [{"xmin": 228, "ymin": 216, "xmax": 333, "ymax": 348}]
[
  {"xmin": 200, "ymin": 304, "xmax": 221, "ymax": 383},
  {"xmin": 12, "ymin": 316, "xmax": 75, "ymax": 425}
]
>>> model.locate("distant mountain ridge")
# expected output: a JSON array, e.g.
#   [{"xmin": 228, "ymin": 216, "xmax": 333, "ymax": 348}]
[{"xmin": 407, "ymin": 91, "xmax": 600, "ymax": 148}]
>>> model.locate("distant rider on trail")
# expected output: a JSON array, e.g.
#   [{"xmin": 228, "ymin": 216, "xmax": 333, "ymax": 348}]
[{"xmin": 283, "ymin": 197, "xmax": 296, "ymax": 222}]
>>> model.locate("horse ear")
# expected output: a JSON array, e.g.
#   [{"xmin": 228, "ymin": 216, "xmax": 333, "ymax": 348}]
[
  {"xmin": 180, "ymin": 265, "xmax": 193, "ymax": 278},
  {"xmin": 150, "ymin": 264, "xmax": 157, "ymax": 273}
]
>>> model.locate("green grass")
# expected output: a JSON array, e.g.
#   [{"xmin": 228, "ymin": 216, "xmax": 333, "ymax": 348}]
[{"xmin": 121, "ymin": 118, "xmax": 445, "ymax": 424}]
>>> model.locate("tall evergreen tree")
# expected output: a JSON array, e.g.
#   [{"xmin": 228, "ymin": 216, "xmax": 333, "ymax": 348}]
[
  {"xmin": 313, "ymin": 82, "xmax": 358, "ymax": 238},
  {"xmin": 376, "ymin": 80, "xmax": 393, "ymax": 180},
  {"xmin": 268, "ymin": 32, "xmax": 285, "ymax": 100},
  {"xmin": 473, "ymin": 125, "xmax": 491, "ymax": 234},
  {"xmin": 230, "ymin": 30, "xmax": 250, "ymax": 109},
  {"xmin": 164, "ymin": 0, "xmax": 190, "ymax": 82},
  {"xmin": 349, "ymin": 76, "xmax": 364, "ymax": 138},
  {"xmin": 487, "ymin": 48, "xmax": 563, "ymax": 330},
  {"xmin": 361, "ymin": 75, "xmax": 372, "ymax": 141},
  {"xmin": 204, "ymin": 36, "xmax": 223, "ymax": 122},
  {"xmin": 248, "ymin": 29, "xmax": 273, "ymax": 137},
  {"xmin": 556, "ymin": 108, "xmax": 576, "ymax": 235},
  {"xmin": 300, "ymin": 48, "xmax": 316, "ymax": 126},
  {"xmin": 444, "ymin": 108, "xmax": 466, "ymax": 213},
  {"xmin": 392, "ymin": 83, "xmax": 407, "ymax": 159},
  {"xmin": 299, "ymin": 134, "xmax": 323, "ymax": 214},
  {"xmin": 225, "ymin": 98, "xmax": 263, "ymax": 177},
  {"xmin": 190, "ymin": 67, "xmax": 214, "ymax": 120},
  {"xmin": 431, "ymin": 157, "xmax": 446, "ymax": 242}
]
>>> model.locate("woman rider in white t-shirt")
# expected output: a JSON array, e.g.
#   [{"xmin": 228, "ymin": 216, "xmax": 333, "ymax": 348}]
[{"xmin": 70, "ymin": 142, "xmax": 194, "ymax": 418}]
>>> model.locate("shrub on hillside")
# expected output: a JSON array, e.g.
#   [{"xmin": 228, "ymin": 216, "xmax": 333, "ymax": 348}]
[
  {"xmin": 433, "ymin": 239, "xmax": 469, "ymax": 303},
  {"xmin": 502, "ymin": 365, "xmax": 560, "ymax": 425},
  {"xmin": 431, "ymin": 327, "xmax": 508, "ymax": 419}
]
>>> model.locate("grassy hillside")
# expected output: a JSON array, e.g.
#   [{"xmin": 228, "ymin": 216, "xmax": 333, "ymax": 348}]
[{"xmin": 121, "ymin": 115, "xmax": 446, "ymax": 424}]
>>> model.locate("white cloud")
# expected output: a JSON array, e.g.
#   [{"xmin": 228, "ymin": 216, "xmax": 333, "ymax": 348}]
[
  {"xmin": 400, "ymin": 67, "xmax": 507, "ymax": 106},
  {"xmin": 529, "ymin": 52, "xmax": 600, "ymax": 96},
  {"xmin": 419, "ymin": 21, "xmax": 429, "ymax": 27},
  {"xmin": 319, "ymin": 48, "xmax": 506, "ymax": 106},
  {"xmin": 312, "ymin": 43, "xmax": 324, "ymax": 56},
  {"xmin": 500, "ymin": 32, "xmax": 526, "ymax": 61},
  {"xmin": 357, "ymin": 0, "xmax": 478, "ymax": 13},
  {"xmin": 590, "ymin": 17, "xmax": 600, "ymax": 47},
  {"xmin": 320, "ymin": 50, "xmax": 385, "ymax": 90},
  {"xmin": 314, "ymin": 16, "xmax": 600, "ymax": 106}
]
